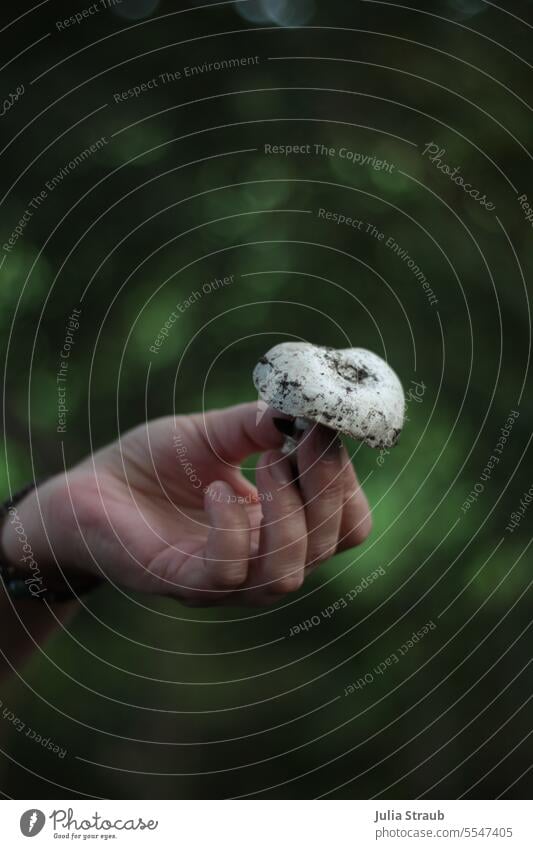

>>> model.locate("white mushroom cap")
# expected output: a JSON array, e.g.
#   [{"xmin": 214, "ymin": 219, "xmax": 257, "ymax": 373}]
[{"xmin": 253, "ymin": 342, "xmax": 405, "ymax": 449}]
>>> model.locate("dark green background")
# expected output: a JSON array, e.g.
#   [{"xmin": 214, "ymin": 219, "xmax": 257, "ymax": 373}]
[{"xmin": 0, "ymin": 0, "xmax": 531, "ymax": 798}]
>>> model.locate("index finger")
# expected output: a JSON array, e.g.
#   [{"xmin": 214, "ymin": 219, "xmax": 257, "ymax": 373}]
[{"xmin": 198, "ymin": 402, "xmax": 293, "ymax": 464}]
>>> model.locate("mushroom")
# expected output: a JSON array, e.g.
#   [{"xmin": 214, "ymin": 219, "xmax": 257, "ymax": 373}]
[{"xmin": 253, "ymin": 342, "xmax": 405, "ymax": 452}]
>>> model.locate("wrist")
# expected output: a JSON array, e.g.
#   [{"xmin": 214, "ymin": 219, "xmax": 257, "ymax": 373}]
[
  {"xmin": 0, "ymin": 546, "xmax": 79, "ymax": 683},
  {"xmin": 0, "ymin": 479, "xmax": 101, "ymax": 602},
  {"xmin": 1, "ymin": 483, "xmax": 54, "ymax": 579}
]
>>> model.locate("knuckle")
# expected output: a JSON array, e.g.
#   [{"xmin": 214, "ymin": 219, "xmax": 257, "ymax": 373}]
[
  {"xmin": 274, "ymin": 529, "xmax": 307, "ymax": 557},
  {"xmin": 339, "ymin": 523, "xmax": 372, "ymax": 552},
  {"xmin": 352, "ymin": 511, "xmax": 373, "ymax": 544},
  {"xmin": 268, "ymin": 511, "xmax": 306, "ymax": 550},
  {"xmin": 307, "ymin": 539, "xmax": 337, "ymax": 567},
  {"xmin": 270, "ymin": 569, "xmax": 305, "ymax": 595},
  {"xmin": 344, "ymin": 485, "xmax": 362, "ymax": 507},
  {"xmin": 276, "ymin": 492, "xmax": 305, "ymax": 516},
  {"xmin": 214, "ymin": 565, "xmax": 248, "ymax": 589},
  {"xmin": 217, "ymin": 513, "xmax": 250, "ymax": 534},
  {"xmin": 317, "ymin": 478, "xmax": 344, "ymax": 509}
]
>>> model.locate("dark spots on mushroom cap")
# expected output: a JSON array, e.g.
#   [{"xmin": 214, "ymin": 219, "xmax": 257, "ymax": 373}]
[
  {"xmin": 338, "ymin": 363, "xmax": 371, "ymax": 383},
  {"xmin": 277, "ymin": 372, "xmax": 306, "ymax": 399},
  {"xmin": 324, "ymin": 350, "xmax": 373, "ymax": 385},
  {"xmin": 279, "ymin": 374, "xmax": 293, "ymax": 394},
  {"xmin": 391, "ymin": 428, "xmax": 402, "ymax": 445}
]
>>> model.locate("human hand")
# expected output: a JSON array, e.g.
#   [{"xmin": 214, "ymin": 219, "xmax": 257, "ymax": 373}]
[{"xmin": 2, "ymin": 404, "xmax": 372, "ymax": 607}]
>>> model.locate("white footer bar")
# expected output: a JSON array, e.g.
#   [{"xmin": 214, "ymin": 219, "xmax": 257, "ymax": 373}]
[{"xmin": 1, "ymin": 800, "xmax": 530, "ymax": 847}]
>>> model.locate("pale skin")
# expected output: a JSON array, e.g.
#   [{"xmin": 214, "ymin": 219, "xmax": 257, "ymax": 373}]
[{"xmin": 0, "ymin": 402, "xmax": 372, "ymax": 680}]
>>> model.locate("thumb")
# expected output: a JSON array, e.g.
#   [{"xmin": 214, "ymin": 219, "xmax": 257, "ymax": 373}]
[{"xmin": 196, "ymin": 401, "xmax": 291, "ymax": 465}]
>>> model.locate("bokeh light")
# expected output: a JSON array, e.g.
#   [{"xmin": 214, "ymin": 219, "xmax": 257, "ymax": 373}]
[
  {"xmin": 112, "ymin": 0, "xmax": 161, "ymax": 21},
  {"xmin": 234, "ymin": 0, "xmax": 316, "ymax": 27},
  {"xmin": 447, "ymin": 0, "xmax": 488, "ymax": 19}
]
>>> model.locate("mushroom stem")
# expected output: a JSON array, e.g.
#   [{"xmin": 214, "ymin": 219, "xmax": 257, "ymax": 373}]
[
  {"xmin": 272, "ymin": 414, "xmax": 344, "ymax": 485},
  {"xmin": 281, "ymin": 417, "xmax": 313, "ymax": 455},
  {"xmin": 272, "ymin": 415, "xmax": 313, "ymax": 455}
]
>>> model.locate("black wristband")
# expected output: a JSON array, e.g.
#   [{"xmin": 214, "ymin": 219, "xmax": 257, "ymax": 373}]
[{"xmin": 0, "ymin": 481, "xmax": 102, "ymax": 603}]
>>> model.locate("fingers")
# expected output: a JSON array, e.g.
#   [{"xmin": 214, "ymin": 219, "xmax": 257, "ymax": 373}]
[
  {"xmin": 336, "ymin": 460, "xmax": 373, "ymax": 552},
  {"xmin": 199, "ymin": 402, "xmax": 291, "ymax": 464},
  {"xmin": 173, "ymin": 440, "xmax": 371, "ymax": 607},
  {"xmin": 178, "ymin": 482, "xmax": 251, "ymax": 600},
  {"xmin": 296, "ymin": 424, "xmax": 346, "ymax": 569},
  {"xmin": 177, "ymin": 401, "xmax": 293, "ymax": 506},
  {"xmin": 250, "ymin": 451, "xmax": 308, "ymax": 596}
]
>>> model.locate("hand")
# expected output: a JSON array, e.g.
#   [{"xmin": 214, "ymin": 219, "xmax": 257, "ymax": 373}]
[{"xmin": 2, "ymin": 404, "xmax": 372, "ymax": 607}]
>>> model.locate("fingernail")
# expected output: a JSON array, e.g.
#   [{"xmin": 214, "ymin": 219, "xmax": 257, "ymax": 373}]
[
  {"xmin": 311, "ymin": 425, "xmax": 343, "ymax": 462},
  {"xmin": 205, "ymin": 481, "xmax": 234, "ymax": 505},
  {"xmin": 267, "ymin": 452, "xmax": 292, "ymax": 485}
]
